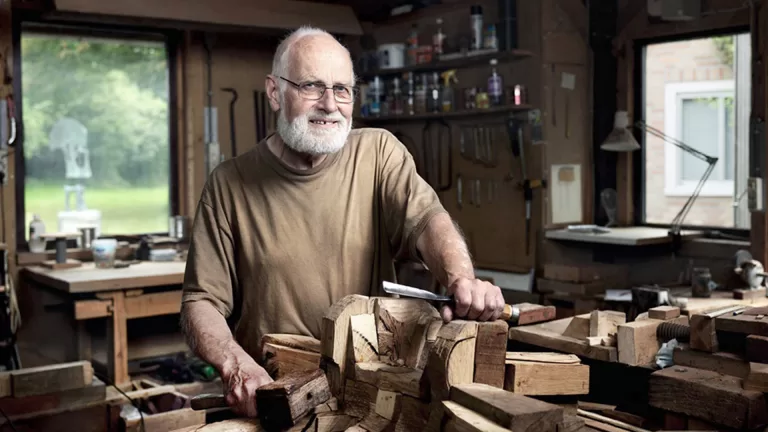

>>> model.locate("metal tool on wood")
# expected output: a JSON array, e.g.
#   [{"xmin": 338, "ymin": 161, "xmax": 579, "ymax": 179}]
[
  {"xmin": 221, "ymin": 88, "xmax": 238, "ymax": 158},
  {"xmin": 734, "ymin": 249, "xmax": 768, "ymax": 290},
  {"xmin": 382, "ymin": 281, "xmax": 519, "ymax": 322},
  {"xmin": 422, "ymin": 119, "xmax": 452, "ymax": 192}
]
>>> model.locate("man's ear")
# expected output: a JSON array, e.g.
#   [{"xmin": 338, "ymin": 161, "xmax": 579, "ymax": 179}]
[{"xmin": 265, "ymin": 75, "xmax": 281, "ymax": 112}]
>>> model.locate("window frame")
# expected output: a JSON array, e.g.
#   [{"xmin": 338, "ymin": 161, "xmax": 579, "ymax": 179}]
[
  {"xmin": 631, "ymin": 26, "xmax": 752, "ymax": 238},
  {"xmin": 663, "ymin": 80, "xmax": 735, "ymax": 198},
  {"xmin": 12, "ymin": 15, "xmax": 181, "ymax": 250}
]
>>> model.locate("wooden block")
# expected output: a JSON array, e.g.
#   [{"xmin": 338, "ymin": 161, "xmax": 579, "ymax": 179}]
[
  {"xmin": 426, "ymin": 320, "xmax": 478, "ymax": 400},
  {"xmin": 315, "ymin": 412, "xmax": 359, "ymax": 431},
  {"xmin": 441, "ymin": 400, "xmax": 510, "ymax": 432},
  {"xmin": 354, "ymin": 362, "xmax": 425, "ymax": 399},
  {"xmin": 473, "ymin": 321, "xmax": 509, "ymax": 388},
  {"xmin": 393, "ymin": 395, "xmax": 429, "ymax": 432},
  {"xmin": 350, "ymin": 314, "xmax": 379, "ymax": 363},
  {"xmin": 504, "ymin": 361, "xmax": 589, "ymax": 395},
  {"xmin": 377, "ymin": 331, "xmax": 395, "ymax": 361},
  {"xmin": 515, "ymin": 303, "xmax": 556, "ymax": 326},
  {"xmin": 0, "ymin": 379, "xmax": 105, "ymax": 417},
  {"xmin": 586, "ymin": 336, "xmax": 614, "ymax": 346},
  {"xmin": 617, "ymin": 319, "xmax": 663, "ymax": 366},
  {"xmin": 689, "ymin": 314, "xmax": 718, "ymax": 353},
  {"xmin": 715, "ymin": 313, "xmax": 768, "ymax": 337},
  {"xmin": 374, "ymin": 298, "xmax": 441, "ymax": 368},
  {"xmin": 6, "ymin": 361, "xmax": 93, "ymax": 398},
  {"xmin": 320, "ymin": 294, "xmax": 372, "ymax": 394},
  {"xmin": 262, "ymin": 334, "xmax": 321, "ymax": 354},
  {"xmin": 561, "ymin": 314, "xmax": 590, "ymax": 339},
  {"xmin": 746, "ymin": 335, "xmax": 768, "ymax": 363},
  {"xmin": 262, "ymin": 343, "xmax": 320, "ymax": 379},
  {"xmin": 450, "ymin": 383, "xmax": 563, "ymax": 431},
  {"xmin": 648, "ymin": 306, "xmax": 680, "ymax": 320},
  {"xmin": 734, "ymin": 287, "xmax": 767, "ymax": 300},
  {"xmin": 649, "ymin": 366, "xmax": 768, "ymax": 430},
  {"xmin": 256, "ymin": 369, "xmax": 331, "ymax": 430},
  {"xmin": 342, "ymin": 379, "xmax": 377, "ymax": 419},
  {"xmin": 589, "ymin": 311, "xmax": 625, "ymax": 337},
  {"xmin": 374, "ymin": 389, "xmax": 400, "ymax": 421},
  {"xmin": 556, "ymin": 414, "xmax": 585, "ymax": 432},
  {"xmin": 672, "ymin": 345, "xmax": 749, "ymax": 379},
  {"xmin": 744, "ymin": 362, "xmax": 768, "ymax": 392},
  {"xmin": 358, "ymin": 412, "xmax": 394, "ymax": 432}
]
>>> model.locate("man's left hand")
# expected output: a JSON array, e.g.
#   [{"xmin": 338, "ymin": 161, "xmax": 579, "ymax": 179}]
[{"xmin": 441, "ymin": 277, "xmax": 505, "ymax": 322}]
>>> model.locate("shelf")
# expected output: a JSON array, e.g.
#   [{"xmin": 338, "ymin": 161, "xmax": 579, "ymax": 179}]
[
  {"xmin": 544, "ymin": 227, "xmax": 703, "ymax": 246},
  {"xmin": 359, "ymin": 49, "xmax": 534, "ymax": 80},
  {"xmin": 355, "ymin": 104, "xmax": 532, "ymax": 123},
  {"xmin": 370, "ymin": 2, "xmax": 468, "ymax": 26}
]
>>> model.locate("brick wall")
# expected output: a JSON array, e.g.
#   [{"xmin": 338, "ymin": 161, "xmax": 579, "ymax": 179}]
[{"xmin": 643, "ymin": 37, "xmax": 735, "ymax": 227}]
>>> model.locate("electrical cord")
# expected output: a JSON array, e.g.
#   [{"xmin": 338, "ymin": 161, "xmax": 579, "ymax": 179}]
[{"xmin": 93, "ymin": 371, "xmax": 145, "ymax": 432}]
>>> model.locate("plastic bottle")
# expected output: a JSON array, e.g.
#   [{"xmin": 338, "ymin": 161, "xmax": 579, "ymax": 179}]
[
  {"xmin": 415, "ymin": 74, "xmax": 427, "ymax": 114},
  {"xmin": 433, "ymin": 18, "xmax": 445, "ymax": 56},
  {"xmin": 392, "ymin": 77, "xmax": 404, "ymax": 116},
  {"xmin": 407, "ymin": 24, "xmax": 419, "ymax": 65},
  {"xmin": 370, "ymin": 76, "xmax": 381, "ymax": 117},
  {"xmin": 28, "ymin": 214, "xmax": 46, "ymax": 253},
  {"xmin": 485, "ymin": 24, "xmax": 498, "ymax": 50},
  {"xmin": 406, "ymin": 72, "xmax": 415, "ymax": 115},
  {"xmin": 440, "ymin": 69, "xmax": 458, "ymax": 112},
  {"xmin": 488, "ymin": 58, "xmax": 503, "ymax": 106},
  {"xmin": 428, "ymin": 72, "xmax": 441, "ymax": 113},
  {"xmin": 470, "ymin": 5, "xmax": 483, "ymax": 51}
]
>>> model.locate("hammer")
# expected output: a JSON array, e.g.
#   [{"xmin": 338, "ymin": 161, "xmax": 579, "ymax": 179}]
[{"xmin": 191, "ymin": 369, "xmax": 331, "ymax": 430}]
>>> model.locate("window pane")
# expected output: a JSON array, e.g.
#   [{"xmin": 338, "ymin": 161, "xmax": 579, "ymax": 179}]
[
  {"xmin": 21, "ymin": 33, "xmax": 170, "ymax": 239},
  {"xmin": 680, "ymin": 97, "xmax": 719, "ymax": 182}
]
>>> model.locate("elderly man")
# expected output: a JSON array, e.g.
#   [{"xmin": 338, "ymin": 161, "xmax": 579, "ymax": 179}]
[{"xmin": 180, "ymin": 26, "xmax": 505, "ymax": 417}]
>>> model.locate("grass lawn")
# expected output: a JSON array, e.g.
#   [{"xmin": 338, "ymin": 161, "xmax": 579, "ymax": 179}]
[{"xmin": 23, "ymin": 184, "xmax": 170, "ymax": 239}]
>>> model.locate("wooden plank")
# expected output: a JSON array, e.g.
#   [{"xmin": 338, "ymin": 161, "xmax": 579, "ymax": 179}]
[
  {"xmin": 441, "ymin": 400, "xmax": 510, "ymax": 432},
  {"xmin": 5, "ymin": 361, "xmax": 93, "ymax": 397},
  {"xmin": 74, "ymin": 299, "xmax": 111, "ymax": 320},
  {"xmin": 256, "ymin": 369, "xmax": 331, "ymax": 430},
  {"xmin": 543, "ymin": 227, "xmax": 701, "ymax": 246},
  {"xmin": 320, "ymin": 294, "xmax": 372, "ymax": 397},
  {"xmin": 104, "ymin": 291, "xmax": 129, "ymax": 385},
  {"xmin": 354, "ymin": 362, "xmax": 425, "ymax": 399},
  {"xmin": 449, "ymin": 383, "xmax": 563, "ymax": 432},
  {"xmin": 124, "ymin": 290, "xmax": 182, "ymax": 319},
  {"xmin": 672, "ymin": 345, "xmax": 749, "ymax": 379},
  {"xmin": 744, "ymin": 362, "xmax": 768, "ymax": 392},
  {"xmin": 561, "ymin": 314, "xmax": 590, "ymax": 339},
  {"xmin": 617, "ymin": 319, "xmax": 664, "ymax": 366},
  {"xmin": 0, "ymin": 379, "xmax": 105, "ymax": 417},
  {"xmin": 508, "ymin": 317, "xmax": 617, "ymax": 362},
  {"xmin": 649, "ymin": 366, "xmax": 768, "ymax": 430},
  {"xmin": 505, "ymin": 352, "xmax": 580, "ymax": 364},
  {"xmin": 504, "ymin": 361, "xmax": 589, "ymax": 395},
  {"xmin": 716, "ymin": 313, "xmax": 768, "ymax": 336},
  {"xmin": 648, "ymin": 306, "xmax": 680, "ymax": 320},
  {"xmin": 473, "ymin": 321, "xmax": 508, "ymax": 388},
  {"xmin": 262, "ymin": 343, "xmax": 320, "ymax": 379},
  {"xmin": 516, "ymin": 303, "xmax": 556, "ymax": 325}
]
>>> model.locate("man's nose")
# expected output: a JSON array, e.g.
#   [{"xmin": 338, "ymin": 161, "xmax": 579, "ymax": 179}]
[{"xmin": 316, "ymin": 88, "xmax": 338, "ymax": 112}]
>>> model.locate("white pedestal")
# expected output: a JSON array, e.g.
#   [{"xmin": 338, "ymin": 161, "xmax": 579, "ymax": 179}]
[{"xmin": 58, "ymin": 210, "xmax": 102, "ymax": 246}]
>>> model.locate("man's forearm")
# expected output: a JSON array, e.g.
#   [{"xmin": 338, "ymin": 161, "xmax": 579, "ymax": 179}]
[
  {"xmin": 180, "ymin": 301, "xmax": 252, "ymax": 376},
  {"xmin": 416, "ymin": 212, "xmax": 475, "ymax": 289}
]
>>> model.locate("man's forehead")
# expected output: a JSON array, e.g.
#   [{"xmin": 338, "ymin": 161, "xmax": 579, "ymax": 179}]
[{"xmin": 289, "ymin": 38, "xmax": 353, "ymax": 83}]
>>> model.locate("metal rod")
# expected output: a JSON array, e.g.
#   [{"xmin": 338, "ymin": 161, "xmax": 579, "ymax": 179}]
[{"xmin": 55, "ymin": 238, "xmax": 67, "ymax": 264}]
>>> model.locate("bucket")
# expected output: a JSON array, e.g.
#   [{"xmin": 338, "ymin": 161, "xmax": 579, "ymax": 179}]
[{"xmin": 92, "ymin": 238, "xmax": 118, "ymax": 268}]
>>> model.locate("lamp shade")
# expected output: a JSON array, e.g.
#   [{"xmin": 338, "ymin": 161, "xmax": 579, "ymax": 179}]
[{"xmin": 600, "ymin": 111, "xmax": 640, "ymax": 152}]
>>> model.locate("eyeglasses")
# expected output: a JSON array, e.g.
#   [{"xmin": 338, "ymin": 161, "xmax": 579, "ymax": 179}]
[{"xmin": 278, "ymin": 76, "xmax": 358, "ymax": 104}]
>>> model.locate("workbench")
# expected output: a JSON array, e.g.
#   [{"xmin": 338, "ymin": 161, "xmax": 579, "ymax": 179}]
[{"xmin": 21, "ymin": 261, "xmax": 187, "ymax": 385}]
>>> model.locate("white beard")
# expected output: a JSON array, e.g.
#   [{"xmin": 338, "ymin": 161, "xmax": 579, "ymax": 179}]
[{"xmin": 277, "ymin": 108, "xmax": 352, "ymax": 156}]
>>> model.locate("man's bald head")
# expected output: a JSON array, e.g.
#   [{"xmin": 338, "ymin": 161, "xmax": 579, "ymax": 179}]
[{"xmin": 271, "ymin": 26, "xmax": 356, "ymax": 89}]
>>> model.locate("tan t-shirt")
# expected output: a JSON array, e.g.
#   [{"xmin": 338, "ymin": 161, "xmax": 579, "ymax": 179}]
[{"xmin": 181, "ymin": 127, "xmax": 446, "ymax": 361}]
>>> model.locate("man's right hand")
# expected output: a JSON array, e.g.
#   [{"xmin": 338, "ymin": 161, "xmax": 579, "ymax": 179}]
[{"xmin": 221, "ymin": 355, "xmax": 274, "ymax": 417}]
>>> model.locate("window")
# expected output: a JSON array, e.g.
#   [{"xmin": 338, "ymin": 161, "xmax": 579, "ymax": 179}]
[
  {"xmin": 19, "ymin": 30, "xmax": 172, "ymax": 240},
  {"xmin": 643, "ymin": 32, "xmax": 751, "ymax": 229},
  {"xmin": 663, "ymin": 80, "xmax": 734, "ymax": 197}
]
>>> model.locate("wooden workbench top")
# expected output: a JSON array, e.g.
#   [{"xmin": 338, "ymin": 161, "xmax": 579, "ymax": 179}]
[
  {"xmin": 23, "ymin": 261, "xmax": 187, "ymax": 293},
  {"xmin": 545, "ymin": 226, "xmax": 702, "ymax": 246}
]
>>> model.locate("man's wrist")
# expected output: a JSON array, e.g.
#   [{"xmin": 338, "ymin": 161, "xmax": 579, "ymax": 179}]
[
  {"xmin": 219, "ymin": 340, "xmax": 253, "ymax": 378},
  {"xmin": 444, "ymin": 270, "xmax": 475, "ymax": 290}
]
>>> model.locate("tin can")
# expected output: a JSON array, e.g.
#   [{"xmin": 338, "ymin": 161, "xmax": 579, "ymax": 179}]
[
  {"xmin": 514, "ymin": 85, "xmax": 527, "ymax": 106},
  {"xmin": 464, "ymin": 88, "xmax": 477, "ymax": 110}
]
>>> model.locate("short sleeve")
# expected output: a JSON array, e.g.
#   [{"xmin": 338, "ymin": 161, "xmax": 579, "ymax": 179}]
[
  {"xmin": 378, "ymin": 130, "xmax": 448, "ymax": 261},
  {"xmin": 181, "ymin": 182, "xmax": 237, "ymax": 318}
]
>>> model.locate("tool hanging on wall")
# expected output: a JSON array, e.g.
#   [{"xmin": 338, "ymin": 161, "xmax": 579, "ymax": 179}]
[
  {"xmin": 421, "ymin": 119, "xmax": 452, "ymax": 192},
  {"xmin": 221, "ymin": 88, "xmax": 238, "ymax": 158},
  {"xmin": 203, "ymin": 33, "xmax": 221, "ymax": 174},
  {"xmin": 507, "ymin": 114, "xmax": 546, "ymax": 256}
]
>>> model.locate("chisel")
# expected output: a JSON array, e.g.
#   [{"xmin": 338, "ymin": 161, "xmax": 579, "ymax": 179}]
[{"xmin": 382, "ymin": 281, "xmax": 519, "ymax": 322}]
